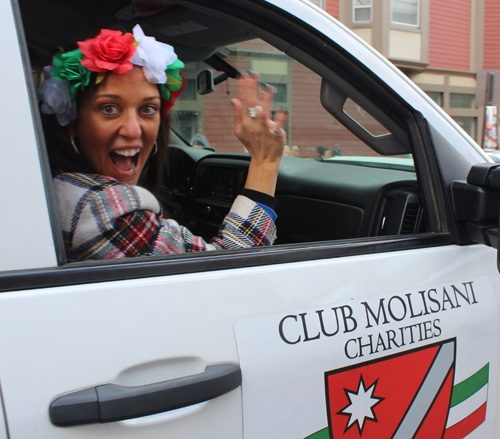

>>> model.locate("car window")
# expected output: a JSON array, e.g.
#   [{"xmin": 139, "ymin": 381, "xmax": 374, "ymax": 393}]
[
  {"xmin": 172, "ymin": 39, "xmax": 412, "ymax": 164},
  {"xmin": 168, "ymin": 38, "xmax": 423, "ymax": 244},
  {"xmin": 19, "ymin": 0, "xmax": 438, "ymax": 269}
]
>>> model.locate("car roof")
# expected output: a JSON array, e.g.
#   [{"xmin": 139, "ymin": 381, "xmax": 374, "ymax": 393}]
[{"xmin": 19, "ymin": 0, "xmax": 256, "ymax": 70}]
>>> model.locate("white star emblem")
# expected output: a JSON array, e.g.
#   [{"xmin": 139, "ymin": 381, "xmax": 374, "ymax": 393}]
[{"xmin": 337, "ymin": 375, "xmax": 384, "ymax": 435}]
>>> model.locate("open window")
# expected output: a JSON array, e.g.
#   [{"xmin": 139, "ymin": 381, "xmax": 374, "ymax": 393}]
[
  {"xmin": 166, "ymin": 35, "xmax": 433, "ymax": 245},
  {"xmin": 18, "ymin": 0, "xmax": 444, "ymax": 272}
]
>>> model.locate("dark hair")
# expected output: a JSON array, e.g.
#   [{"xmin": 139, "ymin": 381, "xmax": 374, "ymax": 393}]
[
  {"xmin": 316, "ymin": 145, "xmax": 327, "ymax": 157},
  {"xmin": 42, "ymin": 71, "xmax": 170, "ymax": 199}
]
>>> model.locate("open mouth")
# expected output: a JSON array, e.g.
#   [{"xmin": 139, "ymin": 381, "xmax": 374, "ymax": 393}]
[{"xmin": 110, "ymin": 148, "xmax": 140, "ymax": 173}]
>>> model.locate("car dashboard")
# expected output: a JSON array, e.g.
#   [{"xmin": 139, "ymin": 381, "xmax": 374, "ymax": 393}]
[{"xmin": 164, "ymin": 145, "xmax": 423, "ymax": 246}]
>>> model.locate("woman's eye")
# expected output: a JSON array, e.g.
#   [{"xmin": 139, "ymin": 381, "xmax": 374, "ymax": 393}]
[
  {"xmin": 100, "ymin": 105, "xmax": 118, "ymax": 115},
  {"xmin": 142, "ymin": 105, "xmax": 158, "ymax": 115}
]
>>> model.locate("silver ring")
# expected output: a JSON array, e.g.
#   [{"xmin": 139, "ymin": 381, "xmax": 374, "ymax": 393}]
[{"xmin": 247, "ymin": 106, "xmax": 262, "ymax": 118}]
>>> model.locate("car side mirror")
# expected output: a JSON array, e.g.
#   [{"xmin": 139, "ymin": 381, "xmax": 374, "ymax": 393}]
[{"xmin": 452, "ymin": 163, "xmax": 500, "ymax": 269}]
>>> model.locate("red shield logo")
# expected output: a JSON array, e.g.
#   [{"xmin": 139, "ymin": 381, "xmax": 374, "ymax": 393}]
[{"xmin": 325, "ymin": 339, "xmax": 456, "ymax": 438}]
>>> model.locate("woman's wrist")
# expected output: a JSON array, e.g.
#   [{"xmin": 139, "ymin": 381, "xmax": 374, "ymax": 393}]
[{"xmin": 244, "ymin": 160, "xmax": 280, "ymax": 196}]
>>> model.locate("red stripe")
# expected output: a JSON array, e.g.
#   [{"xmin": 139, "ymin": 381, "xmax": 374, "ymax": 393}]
[{"xmin": 443, "ymin": 403, "xmax": 487, "ymax": 439}]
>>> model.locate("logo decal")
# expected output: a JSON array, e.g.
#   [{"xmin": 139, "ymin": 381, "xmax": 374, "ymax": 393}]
[{"xmin": 306, "ymin": 339, "xmax": 489, "ymax": 439}]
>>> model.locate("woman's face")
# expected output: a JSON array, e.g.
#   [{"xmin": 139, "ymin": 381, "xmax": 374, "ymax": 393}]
[{"xmin": 74, "ymin": 66, "xmax": 161, "ymax": 185}]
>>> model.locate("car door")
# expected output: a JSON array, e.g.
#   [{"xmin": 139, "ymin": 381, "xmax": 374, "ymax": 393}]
[{"xmin": 0, "ymin": 0, "xmax": 499, "ymax": 438}]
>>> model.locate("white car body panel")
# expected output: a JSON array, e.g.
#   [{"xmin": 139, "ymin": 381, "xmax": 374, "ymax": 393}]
[
  {"xmin": 0, "ymin": 0, "xmax": 498, "ymax": 437},
  {"xmin": 0, "ymin": 0, "xmax": 56, "ymax": 271},
  {"xmin": 0, "ymin": 245, "xmax": 498, "ymax": 438}
]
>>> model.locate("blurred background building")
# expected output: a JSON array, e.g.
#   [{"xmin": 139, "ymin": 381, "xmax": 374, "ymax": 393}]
[
  {"xmin": 172, "ymin": 0, "xmax": 499, "ymax": 156},
  {"xmin": 310, "ymin": 0, "xmax": 500, "ymax": 147}
]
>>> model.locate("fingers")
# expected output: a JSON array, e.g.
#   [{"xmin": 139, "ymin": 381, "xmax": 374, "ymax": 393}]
[
  {"xmin": 234, "ymin": 71, "xmax": 289, "ymax": 148},
  {"xmin": 266, "ymin": 106, "xmax": 288, "ymax": 142},
  {"xmin": 261, "ymin": 83, "xmax": 275, "ymax": 121},
  {"xmin": 238, "ymin": 72, "xmax": 260, "ymax": 121},
  {"xmin": 231, "ymin": 97, "xmax": 243, "ymax": 134},
  {"xmin": 237, "ymin": 73, "xmax": 277, "ymax": 126},
  {"xmin": 273, "ymin": 106, "xmax": 289, "ymax": 132}
]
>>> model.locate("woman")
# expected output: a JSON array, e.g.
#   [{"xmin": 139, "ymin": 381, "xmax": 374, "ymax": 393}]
[
  {"xmin": 38, "ymin": 26, "xmax": 287, "ymax": 261},
  {"xmin": 317, "ymin": 145, "xmax": 332, "ymax": 159}
]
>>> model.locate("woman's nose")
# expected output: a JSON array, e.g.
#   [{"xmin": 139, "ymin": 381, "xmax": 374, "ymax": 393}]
[{"xmin": 119, "ymin": 111, "xmax": 142, "ymax": 139}]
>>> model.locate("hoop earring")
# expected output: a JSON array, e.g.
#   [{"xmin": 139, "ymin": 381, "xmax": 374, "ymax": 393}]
[
  {"xmin": 70, "ymin": 136, "xmax": 80, "ymax": 155},
  {"xmin": 150, "ymin": 141, "xmax": 158, "ymax": 157}
]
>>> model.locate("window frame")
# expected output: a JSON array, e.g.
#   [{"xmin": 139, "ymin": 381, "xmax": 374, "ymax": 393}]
[
  {"xmin": 308, "ymin": 0, "xmax": 325, "ymax": 10},
  {"xmin": 425, "ymin": 91, "xmax": 443, "ymax": 108},
  {"xmin": 449, "ymin": 93, "xmax": 476, "ymax": 109},
  {"xmin": 11, "ymin": 0, "xmax": 67, "ymax": 265},
  {"xmin": 353, "ymin": 0, "xmax": 373, "ymax": 24},
  {"xmin": 12, "ymin": 0, "xmax": 451, "ymax": 286},
  {"xmin": 391, "ymin": 0, "xmax": 420, "ymax": 28}
]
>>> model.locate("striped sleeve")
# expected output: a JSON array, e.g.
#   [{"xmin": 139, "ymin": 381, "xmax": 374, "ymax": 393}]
[
  {"xmin": 101, "ymin": 195, "xmax": 277, "ymax": 256},
  {"xmin": 151, "ymin": 195, "xmax": 277, "ymax": 254}
]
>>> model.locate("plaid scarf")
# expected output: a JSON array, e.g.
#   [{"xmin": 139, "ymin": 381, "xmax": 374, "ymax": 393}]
[{"xmin": 53, "ymin": 172, "xmax": 277, "ymax": 261}]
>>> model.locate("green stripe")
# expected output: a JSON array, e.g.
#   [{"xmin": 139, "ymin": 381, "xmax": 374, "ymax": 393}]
[
  {"xmin": 305, "ymin": 427, "xmax": 330, "ymax": 439},
  {"xmin": 450, "ymin": 363, "xmax": 489, "ymax": 408}
]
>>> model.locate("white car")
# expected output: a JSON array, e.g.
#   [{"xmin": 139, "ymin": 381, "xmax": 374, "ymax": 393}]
[{"xmin": 0, "ymin": 0, "xmax": 499, "ymax": 438}]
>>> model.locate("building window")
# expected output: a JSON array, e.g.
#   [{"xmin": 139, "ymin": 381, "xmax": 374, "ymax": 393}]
[
  {"xmin": 452, "ymin": 116, "xmax": 476, "ymax": 139},
  {"xmin": 309, "ymin": 0, "xmax": 325, "ymax": 8},
  {"xmin": 450, "ymin": 93, "xmax": 475, "ymax": 109},
  {"xmin": 425, "ymin": 91, "xmax": 443, "ymax": 107},
  {"xmin": 267, "ymin": 83, "xmax": 287, "ymax": 103},
  {"xmin": 391, "ymin": 0, "xmax": 419, "ymax": 26},
  {"xmin": 353, "ymin": 0, "xmax": 372, "ymax": 23}
]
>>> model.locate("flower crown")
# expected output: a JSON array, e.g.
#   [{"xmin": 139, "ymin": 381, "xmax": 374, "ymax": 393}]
[{"xmin": 37, "ymin": 25, "xmax": 185, "ymax": 126}]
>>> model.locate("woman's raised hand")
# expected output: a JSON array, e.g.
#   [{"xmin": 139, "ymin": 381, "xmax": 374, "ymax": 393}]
[{"xmin": 231, "ymin": 71, "xmax": 288, "ymax": 196}]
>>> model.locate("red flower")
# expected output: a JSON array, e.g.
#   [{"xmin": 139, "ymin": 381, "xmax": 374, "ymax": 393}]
[{"xmin": 78, "ymin": 29, "xmax": 136, "ymax": 74}]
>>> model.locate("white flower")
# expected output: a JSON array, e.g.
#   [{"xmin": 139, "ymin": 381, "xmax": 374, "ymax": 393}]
[
  {"xmin": 37, "ymin": 66, "xmax": 77, "ymax": 126},
  {"xmin": 130, "ymin": 24, "xmax": 178, "ymax": 84}
]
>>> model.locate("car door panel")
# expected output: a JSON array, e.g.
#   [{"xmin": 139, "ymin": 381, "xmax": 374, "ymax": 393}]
[{"xmin": 0, "ymin": 244, "xmax": 498, "ymax": 437}]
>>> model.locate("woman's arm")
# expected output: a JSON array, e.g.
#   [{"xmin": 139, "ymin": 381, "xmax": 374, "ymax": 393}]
[
  {"xmin": 231, "ymin": 72, "xmax": 288, "ymax": 197},
  {"xmin": 54, "ymin": 172, "xmax": 278, "ymax": 261}
]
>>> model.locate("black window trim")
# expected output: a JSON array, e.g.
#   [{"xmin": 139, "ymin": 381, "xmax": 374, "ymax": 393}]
[{"xmin": 0, "ymin": 233, "xmax": 454, "ymax": 293}]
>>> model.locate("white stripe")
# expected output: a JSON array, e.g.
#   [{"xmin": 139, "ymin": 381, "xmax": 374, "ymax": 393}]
[
  {"xmin": 446, "ymin": 385, "xmax": 487, "ymax": 428},
  {"xmin": 393, "ymin": 341, "xmax": 455, "ymax": 439}
]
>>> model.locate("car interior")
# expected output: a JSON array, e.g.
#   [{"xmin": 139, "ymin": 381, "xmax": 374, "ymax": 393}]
[{"xmin": 19, "ymin": 0, "xmax": 431, "ymax": 253}]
